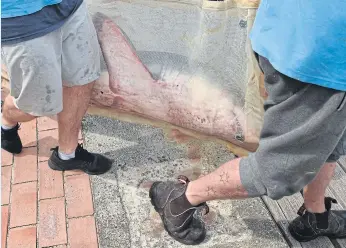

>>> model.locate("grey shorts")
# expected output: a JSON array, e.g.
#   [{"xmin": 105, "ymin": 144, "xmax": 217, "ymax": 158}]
[
  {"xmin": 1, "ymin": 1, "xmax": 100, "ymax": 116},
  {"xmin": 240, "ymin": 56, "xmax": 346, "ymax": 200}
]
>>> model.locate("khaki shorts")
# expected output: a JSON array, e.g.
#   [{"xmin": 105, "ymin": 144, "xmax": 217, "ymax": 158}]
[{"xmin": 1, "ymin": 1, "xmax": 100, "ymax": 116}]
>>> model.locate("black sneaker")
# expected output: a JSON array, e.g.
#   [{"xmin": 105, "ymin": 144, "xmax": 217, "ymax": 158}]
[
  {"xmin": 289, "ymin": 197, "xmax": 346, "ymax": 242},
  {"xmin": 48, "ymin": 144, "xmax": 112, "ymax": 175},
  {"xmin": 149, "ymin": 175, "xmax": 209, "ymax": 245},
  {"xmin": 1, "ymin": 124, "xmax": 22, "ymax": 154}
]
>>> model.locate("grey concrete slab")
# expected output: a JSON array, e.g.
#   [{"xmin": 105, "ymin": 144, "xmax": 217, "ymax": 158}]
[{"xmin": 83, "ymin": 115, "xmax": 288, "ymax": 248}]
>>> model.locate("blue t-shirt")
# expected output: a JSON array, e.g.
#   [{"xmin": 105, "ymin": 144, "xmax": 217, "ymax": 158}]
[
  {"xmin": 1, "ymin": 0, "xmax": 83, "ymax": 45},
  {"xmin": 2, "ymin": 0, "xmax": 62, "ymax": 18},
  {"xmin": 251, "ymin": 0, "xmax": 346, "ymax": 91}
]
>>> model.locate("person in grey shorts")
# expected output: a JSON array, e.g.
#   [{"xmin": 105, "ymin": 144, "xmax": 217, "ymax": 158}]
[
  {"xmin": 149, "ymin": 0, "xmax": 346, "ymax": 245},
  {"xmin": 1, "ymin": 0, "xmax": 111, "ymax": 174}
]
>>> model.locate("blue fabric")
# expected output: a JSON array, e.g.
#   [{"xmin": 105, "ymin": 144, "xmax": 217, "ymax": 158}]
[
  {"xmin": 250, "ymin": 0, "xmax": 346, "ymax": 91},
  {"xmin": 1, "ymin": 0, "xmax": 83, "ymax": 45},
  {"xmin": 2, "ymin": 0, "xmax": 62, "ymax": 18}
]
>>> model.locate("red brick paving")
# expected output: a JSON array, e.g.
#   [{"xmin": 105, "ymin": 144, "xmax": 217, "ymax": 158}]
[
  {"xmin": 38, "ymin": 129, "xmax": 59, "ymax": 162},
  {"xmin": 1, "ymin": 150, "xmax": 13, "ymax": 167},
  {"xmin": 10, "ymin": 182, "xmax": 37, "ymax": 228},
  {"xmin": 2, "ymin": 206, "xmax": 9, "ymax": 248},
  {"xmin": 37, "ymin": 116, "xmax": 58, "ymax": 131},
  {"xmin": 54, "ymin": 245, "xmax": 67, "ymax": 248},
  {"xmin": 68, "ymin": 216, "xmax": 98, "ymax": 248},
  {"xmin": 64, "ymin": 169, "xmax": 84, "ymax": 177},
  {"xmin": 1, "ymin": 117, "xmax": 98, "ymax": 247},
  {"xmin": 39, "ymin": 197, "xmax": 67, "ymax": 247},
  {"xmin": 18, "ymin": 120, "xmax": 37, "ymax": 148},
  {"xmin": 39, "ymin": 161, "xmax": 64, "ymax": 200},
  {"xmin": 7, "ymin": 225, "xmax": 36, "ymax": 248},
  {"xmin": 13, "ymin": 147, "xmax": 37, "ymax": 184},
  {"xmin": 65, "ymin": 174, "xmax": 94, "ymax": 218},
  {"xmin": 1, "ymin": 166, "xmax": 12, "ymax": 205},
  {"xmin": 78, "ymin": 128, "xmax": 83, "ymax": 141}
]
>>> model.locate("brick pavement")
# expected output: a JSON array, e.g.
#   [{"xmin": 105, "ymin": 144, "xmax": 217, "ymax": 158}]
[{"xmin": 1, "ymin": 117, "xmax": 98, "ymax": 248}]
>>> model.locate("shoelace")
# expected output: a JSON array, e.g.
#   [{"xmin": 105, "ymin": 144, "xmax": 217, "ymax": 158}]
[{"xmin": 75, "ymin": 144, "xmax": 94, "ymax": 162}]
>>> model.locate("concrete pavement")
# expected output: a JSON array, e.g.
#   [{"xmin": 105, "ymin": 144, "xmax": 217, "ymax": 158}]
[{"xmin": 84, "ymin": 115, "xmax": 288, "ymax": 248}]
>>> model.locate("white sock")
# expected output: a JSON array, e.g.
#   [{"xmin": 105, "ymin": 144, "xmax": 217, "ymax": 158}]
[
  {"xmin": 1, "ymin": 124, "xmax": 16, "ymax": 130},
  {"xmin": 58, "ymin": 150, "xmax": 75, "ymax": 160}
]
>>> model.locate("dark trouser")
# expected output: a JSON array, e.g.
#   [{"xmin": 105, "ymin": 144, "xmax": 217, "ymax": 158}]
[{"xmin": 239, "ymin": 56, "xmax": 346, "ymax": 200}]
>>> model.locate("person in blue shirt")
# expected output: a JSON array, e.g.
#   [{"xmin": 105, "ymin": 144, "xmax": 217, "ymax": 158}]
[
  {"xmin": 1, "ymin": 0, "xmax": 112, "ymax": 174},
  {"xmin": 149, "ymin": 0, "xmax": 346, "ymax": 245}
]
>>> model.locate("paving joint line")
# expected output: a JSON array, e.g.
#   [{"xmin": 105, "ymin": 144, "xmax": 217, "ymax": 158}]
[
  {"xmin": 67, "ymin": 213, "xmax": 95, "ymax": 220},
  {"xmin": 88, "ymin": 169, "xmax": 101, "ymax": 246},
  {"xmin": 39, "ymin": 128, "xmax": 58, "ymax": 133},
  {"xmin": 39, "ymin": 241, "xmax": 67, "ymax": 248},
  {"xmin": 260, "ymin": 197, "xmax": 292, "ymax": 247},
  {"xmin": 38, "ymin": 127, "xmax": 58, "ymax": 132},
  {"xmin": 6, "ymin": 155, "xmax": 14, "ymax": 248},
  {"xmin": 39, "ymin": 195, "xmax": 65, "ymax": 202},
  {"xmin": 23, "ymin": 145, "xmax": 37, "ymax": 149},
  {"xmin": 62, "ymin": 167, "xmax": 70, "ymax": 247},
  {"xmin": 64, "ymin": 172, "xmax": 84, "ymax": 177},
  {"xmin": 36, "ymin": 121, "xmax": 40, "ymax": 248},
  {"xmin": 9, "ymin": 223, "xmax": 37, "ymax": 230},
  {"xmin": 12, "ymin": 179, "xmax": 38, "ymax": 185}
]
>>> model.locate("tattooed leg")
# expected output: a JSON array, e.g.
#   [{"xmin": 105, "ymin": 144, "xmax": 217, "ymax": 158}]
[
  {"xmin": 149, "ymin": 157, "xmax": 249, "ymax": 244},
  {"xmin": 185, "ymin": 158, "xmax": 248, "ymax": 206}
]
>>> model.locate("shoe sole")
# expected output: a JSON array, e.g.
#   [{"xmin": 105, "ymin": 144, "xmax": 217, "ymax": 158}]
[
  {"xmin": 149, "ymin": 182, "xmax": 205, "ymax": 246},
  {"xmin": 48, "ymin": 160, "xmax": 112, "ymax": 175},
  {"xmin": 288, "ymin": 224, "xmax": 346, "ymax": 242}
]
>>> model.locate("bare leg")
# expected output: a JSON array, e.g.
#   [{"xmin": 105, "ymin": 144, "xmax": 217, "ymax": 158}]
[
  {"xmin": 184, "ymin": 160, "xmax": 336, "ymax": 207},
  {"xmin": 48, "ymin": 81, "xmax": 111, "ymax": 174},
  {"xmin": 148, "ymin": 157, "xmax": 249, "ymax": 245},
  {"xmin": 185, "ymin": 158, "xmax": 247, "ymax": 206},
  {"xmin": 2, "ymin": 95, "xmax": 36, "ymax": 154},
  {"xmin": 2, "ymin": 96, "xmax": 36, "ymax": 126},
  {"xmin": 303, "ymin": 162, "xmax": 336, "ymax": 213},
  {"xmin": 57, "ymin": 82, "xmax": 94, "ymax": 154},
  {"xmin": 287, "ymin": 163, "xmax": 345, "ymax": 242},
  {"xmin": 2, "ymin": 83, "xmax": 93, "ymax": 152}
]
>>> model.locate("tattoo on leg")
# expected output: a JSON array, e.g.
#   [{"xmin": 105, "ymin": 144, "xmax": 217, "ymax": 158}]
[
  {"xmin": 219, "ymin": 171, "xmax": 230, "ymax": 184},
  {"xmin": 206, "ymin": 186, "xmax": 216, "ymax": 196},
  {"xmin": 220, "ymin": 189, "xmax": 230, "ymax": 196}
]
